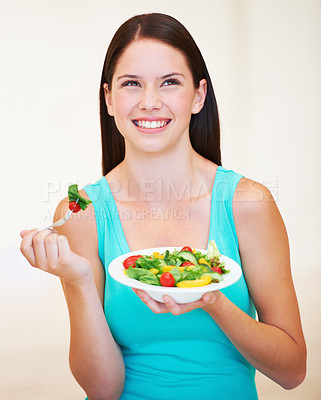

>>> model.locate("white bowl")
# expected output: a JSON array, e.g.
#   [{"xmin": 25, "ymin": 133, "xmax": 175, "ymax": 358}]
[{"xmin": 108, "ymin": 247, "xmax": 242, "ymax": 304}]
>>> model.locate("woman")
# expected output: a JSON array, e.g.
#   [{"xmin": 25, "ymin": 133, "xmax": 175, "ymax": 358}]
[{"xmin": 20, "ymin": 13, "xmax": 306, "ymax": 400}]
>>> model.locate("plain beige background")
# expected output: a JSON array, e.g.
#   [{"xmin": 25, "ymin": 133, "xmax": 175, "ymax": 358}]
[{"xmin": 1, "ymin": 0, "xmax": 320, "ymax": 399}]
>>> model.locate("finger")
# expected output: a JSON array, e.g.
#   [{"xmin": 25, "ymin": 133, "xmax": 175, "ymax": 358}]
[
  {"xmin": 20, "ymin": 228, "xmax": 39, "ymax": 266},
  {"xmin": 44, "ymin": 233, "xmax": 59, "ymax": 268},
  {"xmin": 32, "ymin": 229, "xmax": 54, "ymax": 268},
  {"xmin": 20, "ymin": 229, "xmax": 34, "ymax": 238},
  {"xmin": 133, "ymin": 289, "xmax": 169, "ymax": 313},
  {"xmin": 163, "ymin": 295, "xmax": 185, "ymax": 315},
  {"xmin": 163, "ymin": 295, "xmax": 210, "ymax": 314},
  {"xmin": 57, "ymin": 235, "xmax": 71, "ymax": 261},
  {"xmin": 202, "ymin": 291, "xmax": 217, "ymax": 305},
  {"xmin": 180, "ymin": 298, "xmax": 207, "ymax": 313}
]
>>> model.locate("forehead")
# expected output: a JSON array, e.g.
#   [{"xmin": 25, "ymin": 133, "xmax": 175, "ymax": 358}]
[{"xmin": 114, "ymin": 39, "xmax": 191, "ymax": 77}]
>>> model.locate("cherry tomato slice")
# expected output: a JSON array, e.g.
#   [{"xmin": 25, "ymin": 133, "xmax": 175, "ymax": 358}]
[
  {"xmin": 212, "ymin": 266, "xmax": 222, "ymax": 274},
  {"xmin": 180, "ymin": 246, "xmax": 193, "ymax": 252},
  {"xmin": 123, "ymin": 255, "xmax": 143, "ymax": 269},
  {"xmin": 159, "ymin": 272, "xmax": 175, "ymax": 287},
  {"xmin": 69, "ymin": 201, "xmax": 81, "ymax": 213},
  {"xmin": 180, "ymin": 261, "xmax": 195, "ymax": 268}
]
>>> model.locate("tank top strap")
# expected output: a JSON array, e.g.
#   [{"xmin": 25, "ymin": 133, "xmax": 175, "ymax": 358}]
[
  {"xmin": 210, "ymin": 166, "xmax": 244, "ymax": 265},
  {"xmin": 213, "ymin": 166, "xmax": 244, "ymax": 202}
]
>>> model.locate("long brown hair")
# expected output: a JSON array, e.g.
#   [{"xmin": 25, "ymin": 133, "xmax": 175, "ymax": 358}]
[{"xmin": 99, "ymin": 13, "xmax": 221, "ymax": 175}]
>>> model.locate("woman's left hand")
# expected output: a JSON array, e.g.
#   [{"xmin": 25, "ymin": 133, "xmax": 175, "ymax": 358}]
[{"xmin": 132, "ymin": 288, "xmax": 218, "ymax": 315}]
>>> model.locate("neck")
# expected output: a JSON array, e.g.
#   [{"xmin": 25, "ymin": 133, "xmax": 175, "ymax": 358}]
[{"xmin": 113, "ymin": 144, "xmax": 214, "ymax": 204}]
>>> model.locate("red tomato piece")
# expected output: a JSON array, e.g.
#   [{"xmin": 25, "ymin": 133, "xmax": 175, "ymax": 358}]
[
  {"xmin": 159, "ymin": 272, "xmax": 175, "ymax": 287},
  {"xmin": 180, "ymin": 261, "xmax": 195, "ymax": 268},
  {"xmin": 180, "ymin": 246, "xmax": 193, "ymax": 252},
  {"xmin": 212, "ymin": 266, "xmax": 222, "ymax": 274},
  {"xmin": 123, "ymin": 255, "xmax": 143, "ymax": 269},
  {"xmin": 69, "ymin": 201, "xmax": 81, "ymax": 213}
]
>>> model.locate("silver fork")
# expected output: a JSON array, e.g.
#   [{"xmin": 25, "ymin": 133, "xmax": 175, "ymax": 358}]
[{"xmin": 40, "ymin": 199, "xmax": 78, "ymax": 231}]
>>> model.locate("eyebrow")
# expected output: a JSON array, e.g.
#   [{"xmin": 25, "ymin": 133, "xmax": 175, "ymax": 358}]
[{"xmin": 116, "ymin": 72, "xmax": 185, "ymax": 81}]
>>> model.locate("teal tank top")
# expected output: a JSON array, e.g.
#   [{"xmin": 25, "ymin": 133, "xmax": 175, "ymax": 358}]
[{"xmin": 83, "ymin": 166, "xmax": 258, "ymax": 400}]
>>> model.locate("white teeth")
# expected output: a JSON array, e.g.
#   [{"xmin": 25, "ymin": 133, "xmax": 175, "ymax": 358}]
[{"xmin": 136, "ymin": 120, "xmax": 168, "ymax": 129}]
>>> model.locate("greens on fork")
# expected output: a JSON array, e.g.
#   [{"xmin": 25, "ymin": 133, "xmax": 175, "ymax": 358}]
[{"xmin": 41, "ymin": 184, "xmax": 91, "ymax": 230}]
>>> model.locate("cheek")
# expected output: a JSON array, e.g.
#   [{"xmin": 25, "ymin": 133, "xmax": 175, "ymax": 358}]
[
  {"xmin": 112, "ymin": 93, "xmax": 134, "ymax": 115},
  {"xmin": 169, "ymin": 92, "xmax": 196, "ymax": 115}
]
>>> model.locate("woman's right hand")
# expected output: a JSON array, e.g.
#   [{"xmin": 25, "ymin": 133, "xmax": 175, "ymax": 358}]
[{"xmin": 20, "ymin": 228, "xmax": 93, "ymax": 284}]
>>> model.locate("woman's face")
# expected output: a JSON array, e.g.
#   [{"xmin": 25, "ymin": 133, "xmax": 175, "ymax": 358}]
[{"xmin": 104, "ymin": 39, "xmax": 207, "ymax": 155}]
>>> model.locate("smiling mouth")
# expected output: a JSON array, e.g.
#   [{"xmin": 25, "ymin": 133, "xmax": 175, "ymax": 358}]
[{"xmin": 132, "ymin": 119, "xmax": 171, "ymax": 129}]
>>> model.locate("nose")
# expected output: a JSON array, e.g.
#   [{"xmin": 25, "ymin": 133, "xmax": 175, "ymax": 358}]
[{"xmin": 138, "ymin": 85, "xmax": 162, "ymax": 111}]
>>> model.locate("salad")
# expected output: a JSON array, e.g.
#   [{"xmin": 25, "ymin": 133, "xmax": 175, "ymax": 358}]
[
  {"xmin": 123, "ymin": 241, "xmax": 229, "ymax": 288},
  {"xmin": 68, "ymin": 184, "xmax": 91, "ymax": 213}
]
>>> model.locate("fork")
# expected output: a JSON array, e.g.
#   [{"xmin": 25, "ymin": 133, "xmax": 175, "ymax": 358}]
[{"xmin": 40, "ymin": 199, "xmax": 78, "ymax": 231}]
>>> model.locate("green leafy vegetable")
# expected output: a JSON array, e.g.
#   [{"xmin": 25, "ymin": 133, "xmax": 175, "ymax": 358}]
[
  {"xmin": 135, "ymin": 256, "xmax": 162, "ymax": 270},
  {"xmin": 68, "ymin": 184, "xmax": 92, "ymax": 210},
  {"xmin": 183, "ymin": 265, "xmax": 204, "ymax": 280},
  {"xmin": 208, "ymin": 240, "xmax": 221, "ymax": 260},
  {"xmin": 126, "ymin": 267, "xmax": 160, "ymax": 285},
  {"xmin": 169, "ymin": 267, "xmax": 182, "ymax": 283},
  {"xmin": 164, "ymin": 250, "xmax": 170, "ymax": 262},
  {"xmin": 194, "ymin": 250, "xmax": 208, "ymax": 260}
]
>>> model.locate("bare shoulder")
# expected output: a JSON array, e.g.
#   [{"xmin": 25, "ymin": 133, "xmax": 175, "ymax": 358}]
[
  {"xmin": 233, "ymin": 177, "xmax": 276, "ymax": 213},
  {"xmin": 232, "ymin": 177, "xmax": 284, "ymax": 231},
  {"xmin": 53, "ymin": 189, "xmax": 97, "ymax": 251}
]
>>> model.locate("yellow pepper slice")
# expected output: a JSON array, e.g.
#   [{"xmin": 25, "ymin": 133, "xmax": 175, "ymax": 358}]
[
  {"xmin": 149, "ymin": 268, "xmax": 159, "ymax": 275},
  {"xmin": 153, "ymin": 252, "xmax": 164, "ymax": 259},
  {"xmin": 176, "ymin": 275, "xmax": 212, "ymax": 288},
  {"xmin": 162, "ymin": 265, "xmax": 185, "ymax": 273},
  {"xmin": 198, "ymin": 258, "xmax": 211, "ymax": 267},
  {"xmin": 162, "ymin": 265, "xmax": 176, "ymax": 272}
]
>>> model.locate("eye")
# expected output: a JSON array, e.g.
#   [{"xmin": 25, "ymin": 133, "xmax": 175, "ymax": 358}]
[
  {"xmin": 122, "ymin": 80, "xmax": 141, "ymax": 87},
  {"xmin": 162, "ymin": 78, "xmax": 181, "ymax": 86}
]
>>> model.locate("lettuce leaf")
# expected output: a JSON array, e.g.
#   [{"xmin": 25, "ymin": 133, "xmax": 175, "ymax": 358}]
[
  {"xmin": 169, "ymin": 267, "xmax": 182, "ymax": 283},
  {"xmin": 68, "ymin": 184, "xmax": 92, "ymax": 210},
  {"xmin": 207, "ymin": 240, "xmax": 221, "ymax": 260},
  {"xmin": 126, "ymin": 267, "xmax": 160, "ymax": 285},
  {"xmin": 135, "ymin": 256, "xmax": 162, "ymax": 270}
]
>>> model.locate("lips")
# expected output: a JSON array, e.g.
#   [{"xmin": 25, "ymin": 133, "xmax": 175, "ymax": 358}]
[{"xmin": 132, "ymin": 119, "xmax": 171, "ymax": 129}]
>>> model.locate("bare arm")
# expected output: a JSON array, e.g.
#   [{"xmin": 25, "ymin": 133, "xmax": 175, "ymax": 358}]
[
  {"xmin": 20, "ymin": 191, "xmax": 125, "ymax": 400},
  {"xmin": 203, "ymin": 179, "xmax": 306, "ymax": 389}
]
